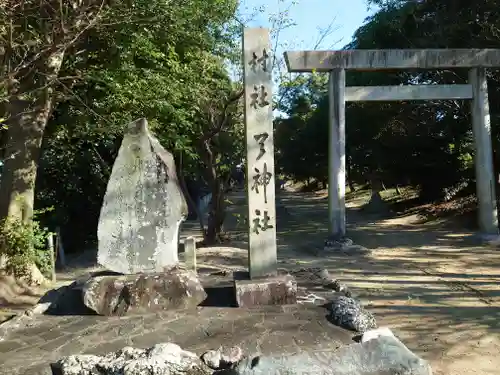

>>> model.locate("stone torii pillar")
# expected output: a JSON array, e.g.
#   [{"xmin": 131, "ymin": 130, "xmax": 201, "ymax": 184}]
[
  {"xmin": 328, "ymin": 69, "xmax": 346, "ymax": 242},
  {"xmin": 284, "ymin": 48, "xmax": 500, "ymax": 244}
]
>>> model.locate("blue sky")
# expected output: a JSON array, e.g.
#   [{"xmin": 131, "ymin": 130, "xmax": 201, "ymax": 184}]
[{"xmin": 238, "ymin": 0, "xmax": 378, "ymax": 54}]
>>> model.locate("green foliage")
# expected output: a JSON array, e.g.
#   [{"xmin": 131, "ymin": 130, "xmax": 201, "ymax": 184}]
[
  {"xmin": 0, "ymin": 208, "xmax": 54, "ymax": 280},
  {"xmin": 27, "ymin": 0, "xmax": 244, "ymax": 250},
  {"xmin": 275, "ymin": 73, "xmax": 328, "ymax": 181}
]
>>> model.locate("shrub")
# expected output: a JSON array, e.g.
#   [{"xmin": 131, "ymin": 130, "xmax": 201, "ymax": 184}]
[{"xmin": 0, "ymin": 210, "xmax": 53, "ymax": 280}]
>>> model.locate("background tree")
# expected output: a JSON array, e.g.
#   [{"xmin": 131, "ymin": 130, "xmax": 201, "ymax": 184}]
[{"xmin": 0, "ymin": 0, "xmax": 242, "ymax": 278}]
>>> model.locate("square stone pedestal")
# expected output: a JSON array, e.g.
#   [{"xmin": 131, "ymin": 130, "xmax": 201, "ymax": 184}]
[{"xmin": 234, "ymin": 273, "xmax": 297, "ymax": 308}]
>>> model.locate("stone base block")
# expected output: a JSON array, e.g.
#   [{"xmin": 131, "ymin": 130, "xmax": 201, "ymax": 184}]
[
  {"xmin": 234, "ymin": 275, "xmax": 297, "ymax": 308},
  {"xmin": 82, "ymin": 267, "xmax": 207, "ymax": 316}
]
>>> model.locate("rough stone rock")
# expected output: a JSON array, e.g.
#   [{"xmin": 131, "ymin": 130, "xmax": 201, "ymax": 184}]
[
  {"xmin": 82, "ymin": 268, "xmax": 207, "ymax": 316},
  {"xmin": 51, "ymin": 343, "xmax": 210, "ymax": 375},
  {"xmin": 321, "ymin": 278, "xmax": 352, "ymax": 297},
  {"xmin": 328, "ymin": 295, "xmax": 377, "ymax": 333},
  {"xmin": 97, "ymin": 118, "xmax": 188, "ymax": 274},
  {"xmin": 324, "ymin": 236, "xmax": 354, "ymax": 251},
  {"xmin": 201, "ymin": 346, "xmax": 243, "ymax": 370},
  {"xmin": 323, "ymin": 238, "xmax": 371, "ymax": 255},
  {"xmin": 234, "ymin": 275, "xmax": 297, "ymax": 308},
  {"xmin": 215, "ymin": 335, "xmax": 432, "ymax": 375},
  {"xmin": 330, "ymin": 281, "xmax": 353, "ymax": 297},
  {"xmin": 287, "ymin": 267, "xmax": 331, "ymax": 282}
]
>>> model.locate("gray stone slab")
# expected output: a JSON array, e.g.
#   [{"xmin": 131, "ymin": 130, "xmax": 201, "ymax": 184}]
[
  {"xmin": 217, "ymin": 335, "xmax": 432, "ymax": 375},
  {"xmin": 0, "ymin": 305, "xmax": 356, "ymax": 374},
  {"xmin": 97, "ymin": 118, "xmax": 188, "ymax": 274}
]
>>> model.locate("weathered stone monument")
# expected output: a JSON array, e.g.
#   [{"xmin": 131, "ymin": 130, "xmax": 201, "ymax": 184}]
[
  {"xmin": 81, "ymin": 118, "xmax": 205, "ymax": 315},
  {"xmin": 97, "ymin": 118, "xmax": 188, "ymax": 274},
  {"xmin": 284, "ymin": 48, "xmax": 500, "ymax": 247},
  {"xmin": 233, "ymin": 28, "xmax": 297, "ymax": 307}
]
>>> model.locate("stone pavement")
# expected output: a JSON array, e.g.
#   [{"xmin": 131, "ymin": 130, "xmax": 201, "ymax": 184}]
[{"xmin": 0, "ymin": 304, "xmax": 355, "ymax": 375}]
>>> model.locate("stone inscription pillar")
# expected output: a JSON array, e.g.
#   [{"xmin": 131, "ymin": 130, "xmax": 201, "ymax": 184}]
[{"xmin": 242, "ymin": 28, "xmax": 277, "ymax": 279}]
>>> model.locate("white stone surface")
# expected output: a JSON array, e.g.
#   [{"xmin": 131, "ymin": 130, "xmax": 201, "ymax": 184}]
[
  {"xmin": 53, "ymin": 343, "xmax": 207, "ymax": 375},
  {"xmin": 361, "ymin": 327, "xmax": 395, "ymax": 343}
]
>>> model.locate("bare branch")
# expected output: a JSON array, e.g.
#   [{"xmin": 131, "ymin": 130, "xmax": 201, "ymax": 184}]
[{"xmin": 200, "ymin": 88, "xmax": 244, "ymax": 144}]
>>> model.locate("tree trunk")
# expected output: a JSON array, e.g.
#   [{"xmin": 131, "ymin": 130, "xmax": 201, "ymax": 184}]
[
  {"xmin": 346, "ymin": 156, "xmax": 356, "ymax": 192},
  {"xmin": 0, "ymin": 100, "xmax": 43, "ymax": 222},
  {"xmin": 347, "ymin": 178, "xmax": 356, "ymax": 193},
  {"xmin": 0, "ymin": 50, "xmax": 64, "ymax": 284},
  {"xmin": 0, "ymin": 50, "xmax": 64, "ymax": 222},
  {"xmin": 370, "ymin": 174, "xmax": 383, "ymax": 199},
  {"xmin": 206, "ymin": 179, "xmax": 226, "ymax": 245},
  {"xmin": 364, "ymin": 172, "xmax": 390, "ymax": 215},
  {"xmin": 176, "ymin": 153, "xmax": 206, "ymax": 236},
  {"xmin": 198, "ymin": 140, "xmax": 227, "ymax": 245}
]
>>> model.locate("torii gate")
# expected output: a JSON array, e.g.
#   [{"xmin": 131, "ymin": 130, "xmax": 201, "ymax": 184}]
[{"xmin": 284, "ymin": 49, "xmax": 500, "ymax": 241}]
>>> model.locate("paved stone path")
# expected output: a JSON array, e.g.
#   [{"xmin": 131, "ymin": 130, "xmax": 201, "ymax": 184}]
[{"xmin": 0, "ymin": 304, "xmax": 354, "ymax": 375}]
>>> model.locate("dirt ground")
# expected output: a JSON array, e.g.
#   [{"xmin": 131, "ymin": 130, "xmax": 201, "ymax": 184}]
[{"xmin": 1, "ymin": 189, "xmax": 499, "ymax": 375}]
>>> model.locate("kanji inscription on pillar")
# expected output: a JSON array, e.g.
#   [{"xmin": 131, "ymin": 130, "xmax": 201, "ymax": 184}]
[
  {"xmin": 251, "ymin": 163, "xmax": 272, "ymax": 203},
  {"xmin": 250, "ymin": 85, "xmax": 270, "ymax": 109},
  {"xmin": 249, "ymin": 49, "xmax": 270, "ymax": 72},
  {"xmin": 254, "ymin": 132, "xmax": 269, "ymax": 160},
  {"xmin": 252, "ymin": 209, "xmax": 274, "ymax": 234},
  {"xmin": 243, "ymin": 28, "xmax": 277, "ymax": 279}
]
